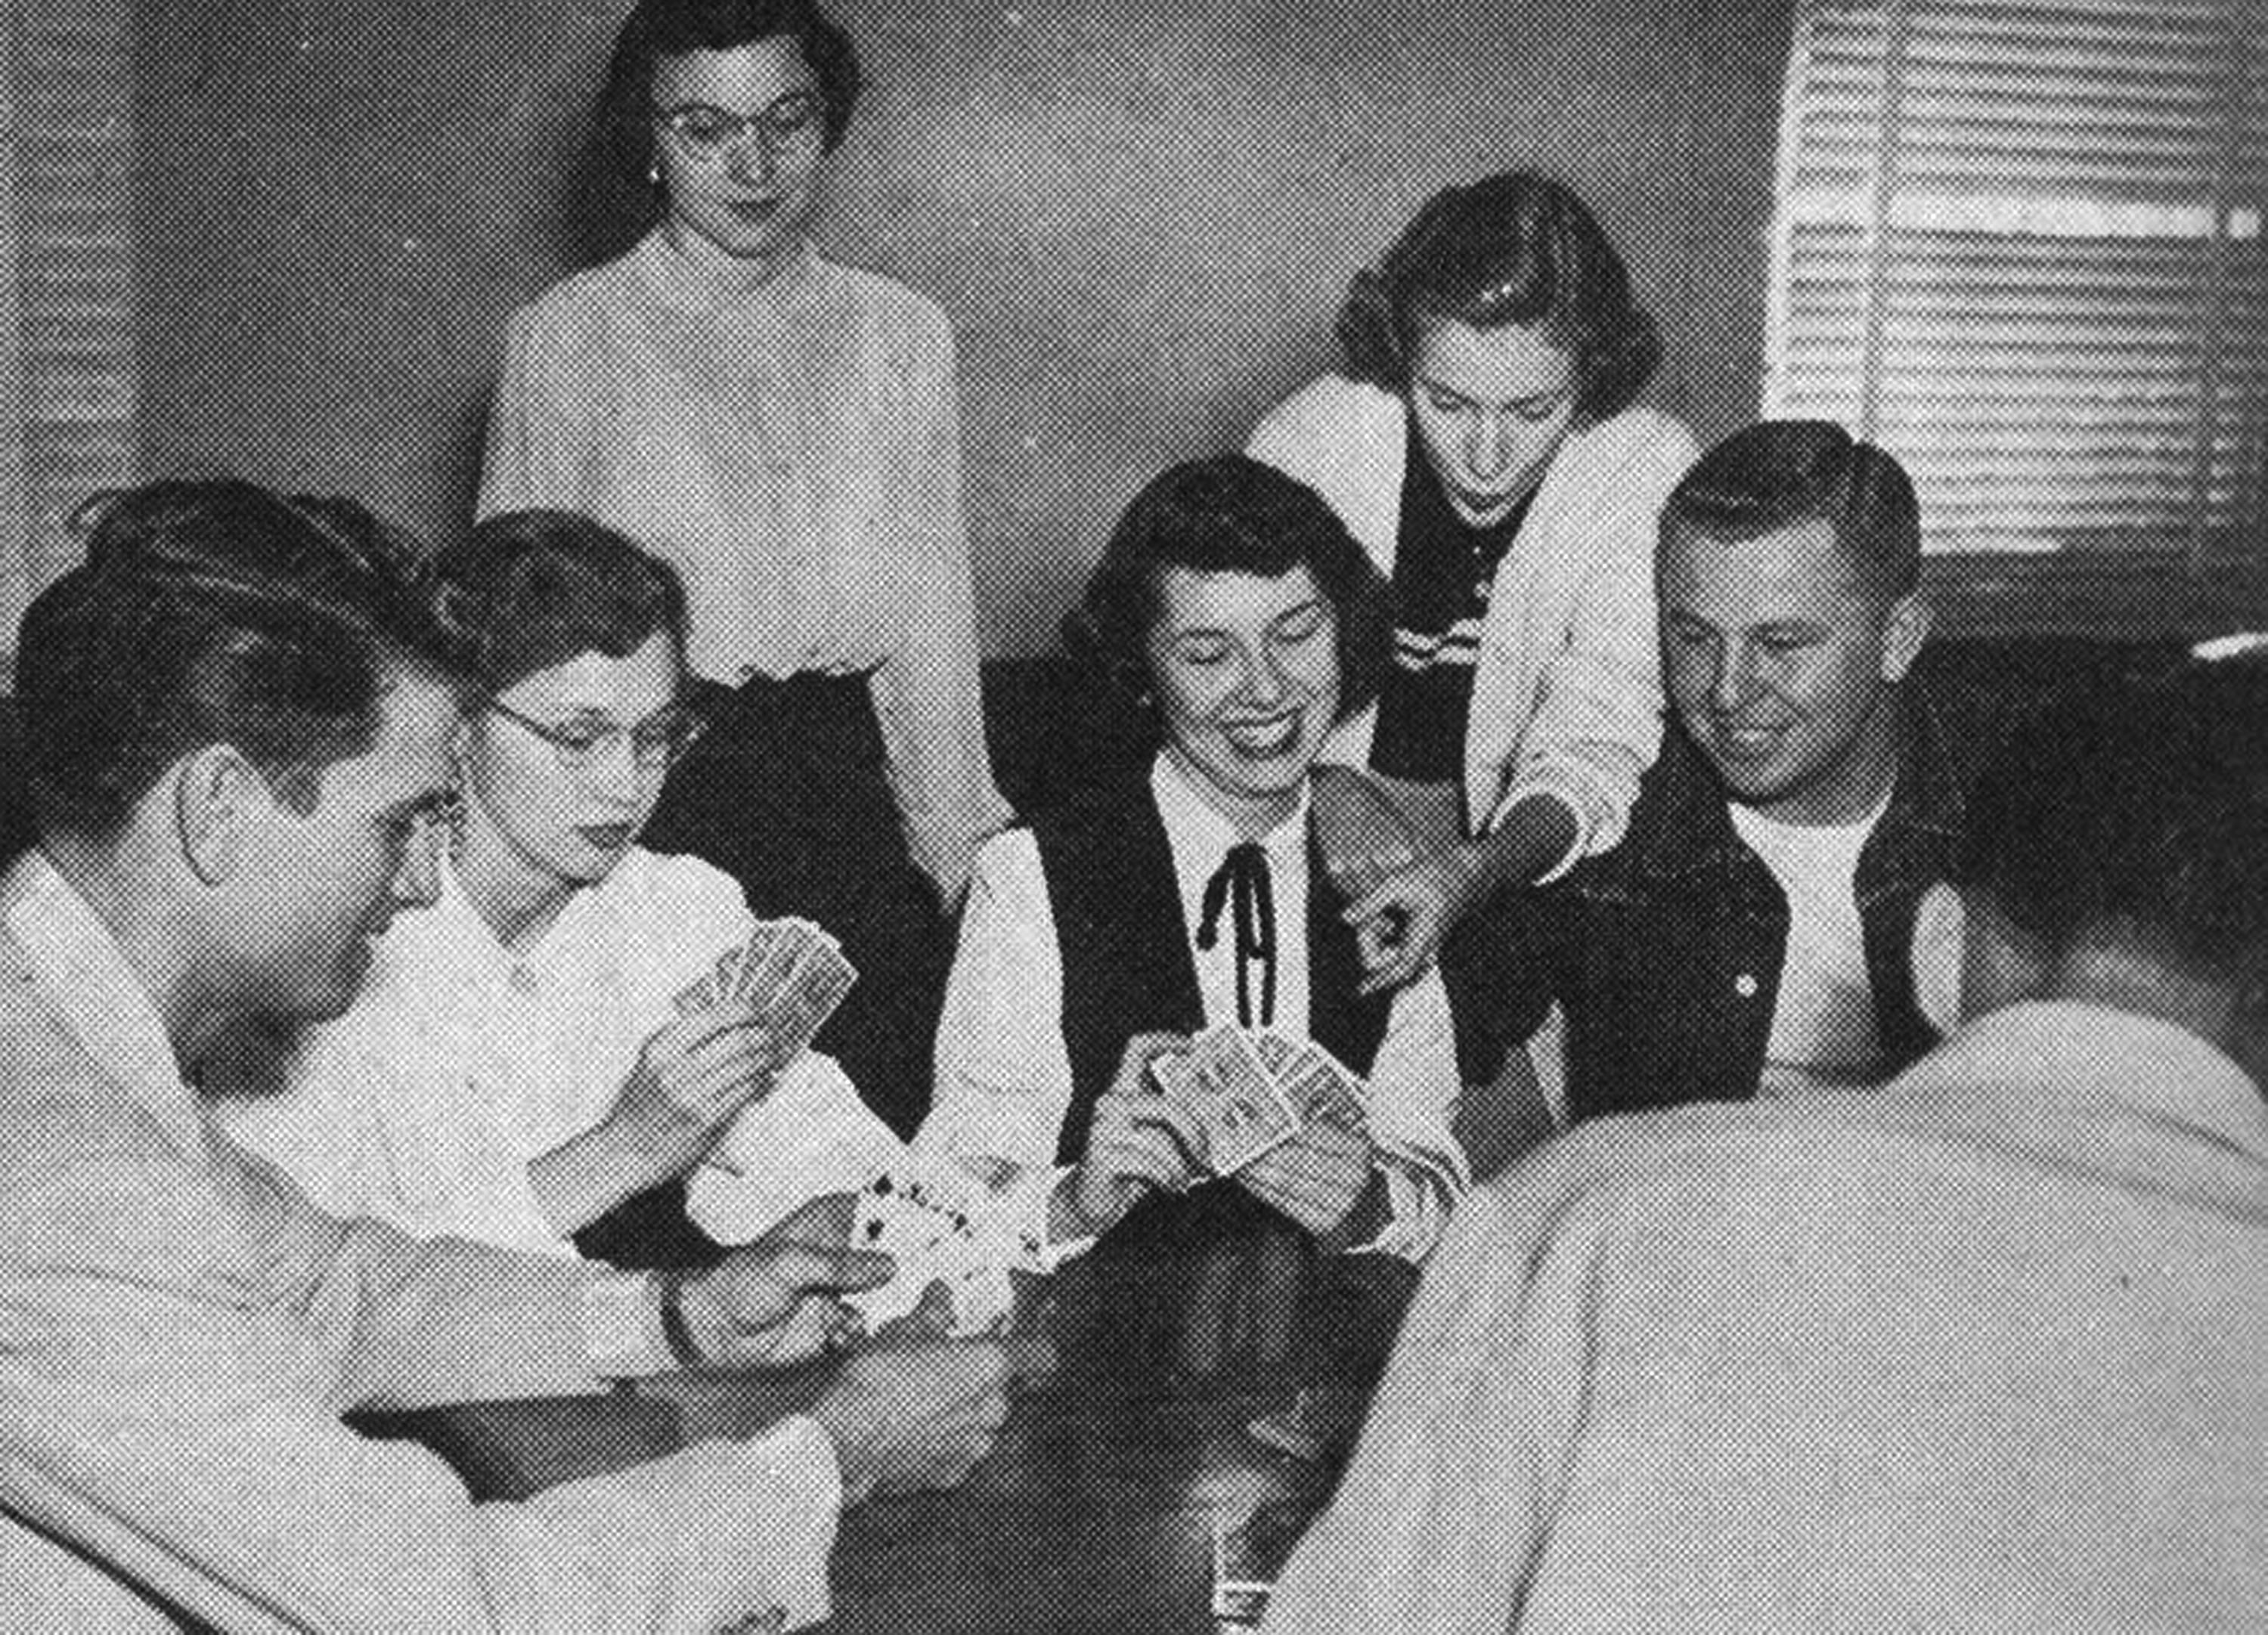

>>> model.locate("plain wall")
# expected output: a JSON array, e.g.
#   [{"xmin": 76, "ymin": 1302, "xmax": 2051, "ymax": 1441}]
[{"xmin": 134, "ymin": 0, "xmax": 1794, "ymax": 656}]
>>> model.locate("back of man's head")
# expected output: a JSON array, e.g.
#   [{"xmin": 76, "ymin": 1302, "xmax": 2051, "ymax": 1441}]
[
  {"xmin": 1957, "ymin": 662, "xmax": 2268, "ymax": 997},
  {"xmin": 1660, "ymin": 419, "xmax": 1920, "ymax": 602},
  {"xmin": 14, "ymin": 479, "xmax": 466, "ymax": 840}
]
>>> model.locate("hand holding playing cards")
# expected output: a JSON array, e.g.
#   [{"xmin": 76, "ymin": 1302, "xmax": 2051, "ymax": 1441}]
[
  {"xmin": 674, "ymin": 1200, "xmax": 894, "ymax": 1369},
  {"xmin": 599, "ymin": 1009, "xmax": 789, "ymax": 1188},
  {"xmin": 1060, "ymin": 1032, "xmax": 1209, "ymax": 1240},
  {"xmin": 810, "ymin": 1339, "xmax": 1012, "ymax": 1506}
]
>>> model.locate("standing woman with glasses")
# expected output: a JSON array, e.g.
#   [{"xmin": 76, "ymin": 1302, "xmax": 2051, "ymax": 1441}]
[
  {"xmin": 480, "ymin": 0, "xmax": 1011, "ymax": 1137},
  {"xmin": 1248, "ymin": 172, "xmax": 1696, "ymax": 995},
  {"xmin": 220, "ymin": 510, "xmax": 902, "ymax": 1268}
]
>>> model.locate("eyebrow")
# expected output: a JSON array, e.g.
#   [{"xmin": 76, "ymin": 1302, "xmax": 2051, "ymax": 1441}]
[{"xmin": 1414, "ymin": 376, "xmax": 1570, "ymax": 409}]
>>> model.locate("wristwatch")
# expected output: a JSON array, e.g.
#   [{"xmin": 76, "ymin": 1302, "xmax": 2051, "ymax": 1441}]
[{"xmin": 655, "ymin": 1266, "xmax": 705, "ymax": 1370}]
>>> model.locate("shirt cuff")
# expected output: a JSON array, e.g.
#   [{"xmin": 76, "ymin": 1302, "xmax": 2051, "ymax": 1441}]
[
  {"xmin": 669, "ymin": 1415, "xmax": 844, "ymax": 1631},
  {"xmin": 582, "ymin": 1270, "xmax": 673, "ymax": 1379},
  {"xmin": 1483, "ymin": 779, "xmax": 1588, "ymax": 885}
]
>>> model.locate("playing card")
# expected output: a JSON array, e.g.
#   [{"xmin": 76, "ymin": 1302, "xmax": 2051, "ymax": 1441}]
[
  {"xmin": 1248, "ymin": 1030, "xmax": 1300, "ymax": 1079},
  {"xmin": 764, "ymin": 937, "xmax": 857, "ymax": 1056},
  {"xmin": 671, "ymin": 973, "xmax": 718, "ymax": 1017},
  {"xmin": 711, "ymin": 943, "xmax": 747, "ymax": 1000},
  {"xmin": 1275, "ymin": 1042, "xmax": 1368, "ymax": 1134},
  {"xmin": 842, "ymin": 1161, "xmax": 989, "ymax": 1332},
  {"xmin": 1154, "ymin": 1027, "xmax": 1299, "ymax": 1176},
  {"xmin": 727, "ymin": 921, "xmax": 779, "ymax": 1005}
]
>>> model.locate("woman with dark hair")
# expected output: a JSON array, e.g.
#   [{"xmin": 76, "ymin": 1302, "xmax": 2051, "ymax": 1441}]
[
  {"xmin": 221, "ymin": 509, "xmax": 900, "ymax": 1266},
  {"xmin": 1249, "ymin": 171, "xmax": 1697, "ymax": 989},
  {"xmin": 479, "ymin": 0, "xmax": 1009, "ymax": 1137},
  {"xmin": 917, "ymin": 456, "xmax": 1465, "ymax": 1378}
]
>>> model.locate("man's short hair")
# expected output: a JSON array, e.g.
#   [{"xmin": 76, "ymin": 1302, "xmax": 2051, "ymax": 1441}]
[
  {"xmin": 14, "ymin": 479, "xmax": 469, "ymax": 838},
  {"xmin": 1957, "ymin": 662, "xmax": 2268, "ymax": 979},
  {"xmin": 1661, "ymin": 420, "xmax": 1921, "ymax": 600}
]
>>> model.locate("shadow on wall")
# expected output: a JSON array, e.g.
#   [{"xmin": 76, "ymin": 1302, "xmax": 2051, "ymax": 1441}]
[{"xmin": 135, "ymin": 0, "xmax": 1795, "ymax": 655}]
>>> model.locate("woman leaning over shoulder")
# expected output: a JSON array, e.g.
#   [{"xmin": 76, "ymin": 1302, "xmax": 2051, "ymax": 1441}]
[
  {"xmin": 480, "ymin": 0, "xmax": 1010, "ymax": 1136},
  {"xmin": 1248, "ymin": 171, "xmax": 1697, "ymax": 990}
]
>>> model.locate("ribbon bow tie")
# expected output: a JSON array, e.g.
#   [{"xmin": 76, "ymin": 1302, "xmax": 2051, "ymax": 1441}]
[{"xmin": 1195, "ymin": 841, "xmax": 1277, "ymax": 1028}]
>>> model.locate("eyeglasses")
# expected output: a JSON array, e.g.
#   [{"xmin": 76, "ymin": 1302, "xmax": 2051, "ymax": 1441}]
[
  {"xmin": 652, "ymin": 91, "xmax": 826, "ymax": 164},
  {"xmin": 485, "ymin": 699, "xmax": 707, "ymax": 773}
]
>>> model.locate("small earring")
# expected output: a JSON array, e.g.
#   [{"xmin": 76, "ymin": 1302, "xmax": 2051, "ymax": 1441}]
[{"xmin": 648, "ymin": 164, "xmax": 662, "ymax": 187}]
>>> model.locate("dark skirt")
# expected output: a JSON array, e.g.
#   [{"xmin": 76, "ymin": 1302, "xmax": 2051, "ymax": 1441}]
[{"xmin": 640, "ymin": 672, "xmax": 951, "ymax": 1141}]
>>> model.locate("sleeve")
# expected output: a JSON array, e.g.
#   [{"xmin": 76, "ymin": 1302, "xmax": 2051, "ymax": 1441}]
[
  {"xmin": 686, "ymin": 1051, "xmax": 906, "ymax": 1243},
  {"xmin": 477, "ymin": 297, "xmax": 601, "ymax": 521},
  {"xmin": 866, "ymin": 314, "xmax": 1014, "ymax": 903},
  {"xmin": 1480, "ymin": 416, "xmax": 1699, "ymax": 875},
  {"xmin": 1346, "ymin": 971, "xmax": 1471, "ymax": 1263},
  {"xmin": 1259, "ymin": 1161, "xmax": 1613, "ymax": 1635},
  {"xmin": 916, "ymin": 830, "xmax": 1092, "ymax": 1260},
  {"xmin": 0, "ymin": 1141, "xmax": 841, "ymax": 1635}
]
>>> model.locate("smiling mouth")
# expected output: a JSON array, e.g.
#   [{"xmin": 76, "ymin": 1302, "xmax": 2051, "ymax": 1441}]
[
  {"xmin": 1713, "ymin": 722, "xmax": 1789, "ymax": 755},
  {"xmin": 1220, "ymin": 714, "xmax": 1304, "ymax": 757}
]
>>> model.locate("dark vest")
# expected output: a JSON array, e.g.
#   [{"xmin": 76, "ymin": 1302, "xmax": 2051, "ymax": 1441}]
[{"xmin": 1030, "ymin": 782, "xmax": 1393, "ymax": 1166}]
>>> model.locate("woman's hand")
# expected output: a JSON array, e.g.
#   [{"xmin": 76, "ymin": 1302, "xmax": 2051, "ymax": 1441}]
[
  {"xmin": 1343, "ymin": 847, "xmax": 1483, "ymax": 996},
  {"xmin": 600, "ymin": 1008, "xmax": 790, "ymax": 1190},
  {"xmin": 1058, "ymin": 1032, "xmax": 1208, "ymax": 1240}
]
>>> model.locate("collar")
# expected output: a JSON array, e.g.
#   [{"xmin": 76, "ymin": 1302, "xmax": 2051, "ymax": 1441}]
[
  {"xmin": 0, "ymin": 851, "xmax": 206, "ymax": 1155},
  {"xmin": 1148, "ymin": 752, "xmax": 1312, "ymax": 874},
  {"xmin": 633, "ymin": 227, "xmax": 820, "ymax": 319},
  {"xmin": 1625, "ymin": 686, "xmax": 1963, "ymax": 884},
  {"xmin": 1895, "ymin": 999, "xmax": 2268, "ymax": 1153}
]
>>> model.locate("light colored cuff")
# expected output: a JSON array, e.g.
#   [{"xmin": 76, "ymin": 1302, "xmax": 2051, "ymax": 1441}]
[
  {"xmin": 675, "ymin": 1414, "xmax": 843, "ymax": 1631},
  {"xmin": 1022, "ymin": 1165, "xmax": 1096, "ymax": 1270},
  {"xmin": 1483, "ymin": 779, "xmax": 1591, "ymax": 885},
  {"xmin": 1347, "ymin": 1142, "xmax": 1469, "ymax": 1264},
  {"xmin": 581, "ymin": 1270, "xmax": 671, "ymax": 1379}
]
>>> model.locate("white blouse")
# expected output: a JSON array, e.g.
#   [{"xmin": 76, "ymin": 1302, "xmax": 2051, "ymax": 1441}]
[
  {"xmin": 479, "ymin": 231, "xmax": 1012, "ymax": 898},
  {"xmin": 922, "ymin": 756, "xmax": 1468, "ymax": 1254},
  {"xmin": 218, "ymin": 847, "xmax": 900, "ymax": 1259}
]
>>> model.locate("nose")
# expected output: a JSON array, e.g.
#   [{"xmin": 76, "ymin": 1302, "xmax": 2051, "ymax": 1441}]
[
  {"xmin": 393, "ymin": 820, "xmax": 444, "ymax": 910},
  {"xmin": 1238, "ymin": 644, "xmax": 1291, "ymax": 708},
  {"xmin": 581, "ymin": 733, "xmax": 646, "ymax": 807},
  {"xmin": 1464, "ymin": 412, "xmax": 1513, "ymax": 483},
  {"xmin": 724, "ymin": 134, "xmax": 779, "ymax": 185},
  {"xmin": 1709, "ymin": 640, "xmax": 1758, "ymax": 716}
]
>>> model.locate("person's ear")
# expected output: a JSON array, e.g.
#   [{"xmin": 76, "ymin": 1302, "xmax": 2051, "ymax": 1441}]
[
  {"xmin": 174, "ymin": 745, "xmax": 264, "ymax": 886},
  {"xmin": 1879, "ymin": 591, "xmax": 1932, "ymax": 683}
]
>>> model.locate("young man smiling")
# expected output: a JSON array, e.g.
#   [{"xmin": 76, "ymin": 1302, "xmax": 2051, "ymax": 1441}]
[
  {"xmin": 1451, "ymin": 420, "xmax": 1967, "ymax": 1119},
  {"xmin": 0, "ymin": 482, "xmax": 1008, "ymax": 1634}
]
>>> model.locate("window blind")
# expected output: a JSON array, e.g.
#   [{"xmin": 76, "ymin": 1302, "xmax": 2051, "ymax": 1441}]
[
  {"xmin": 1764, "ymin": 0, "xmax": 2266, "ymax": 564},
  {"xmin": 2, "ymin": 2, "xmax": 135, "ymax": 638}
]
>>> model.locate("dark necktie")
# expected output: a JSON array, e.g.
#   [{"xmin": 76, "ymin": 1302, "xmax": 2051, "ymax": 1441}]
[{"xmin": 1195, "ymin": 840, "xmax": 1277, "ymax": 1028}]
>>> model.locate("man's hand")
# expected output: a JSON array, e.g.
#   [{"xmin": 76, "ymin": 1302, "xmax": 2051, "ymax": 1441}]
[
  {"xmin": 1237, "ymin": 1116, "xmax": 1374, "ymax": 1235},
  {"xmin": 809, "ymin": 1340, "xmax": 1012, "ymax": 1506},
  {"xmin": 1059, "ymin": 1032, "xmax": 1207, "ymax": 1240},
  {"xmin": 674, "ymin": 1195, "xmax": 893, "ymax": 1369}
]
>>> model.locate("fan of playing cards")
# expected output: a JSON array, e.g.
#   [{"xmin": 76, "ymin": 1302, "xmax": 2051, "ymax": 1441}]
[
  {"xmin": 1151, "ymin": 1027, "xmax": 1371, "ymax": 1234},
  {"xmin": 673, "ymin": 916, "xmax": 859, "ymax": 1062}
]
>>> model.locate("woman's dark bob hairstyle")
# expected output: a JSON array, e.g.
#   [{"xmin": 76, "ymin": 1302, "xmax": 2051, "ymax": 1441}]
[
  {"xmin": 431, "ymin": 509, "xmax": 691, "ymax": 698},
  {"xmin": 1065, "ymin": 455, "xmax": 1391, "ymax": 727},
  {"xmin": 1336, "ymin": 170, "xmax": 1660, "ymax": 422},
  {"xmin": 581, "ymin": 0, "xmax": 862, "ymax": 263}
]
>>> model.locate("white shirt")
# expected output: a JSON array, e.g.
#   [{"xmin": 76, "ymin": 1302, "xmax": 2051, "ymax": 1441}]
[
  {"xmin": 1265, "ymin": 1001, "xmax": 2268, "ymax": 1634},
  {"xmin": 0, "ymin": 853, "xmax": 841, "ymax": 1633},
  {"xmin": 221, "ymin": 847, "xmax": 900, "ymax": 1258},
  {"xmin": 1730, "ymin": 797, "xmax": 1890, "ymax": 1095},
  {"xmin": 922, "ymin": 755, "xmax": 1466, "ymax": 1240}
]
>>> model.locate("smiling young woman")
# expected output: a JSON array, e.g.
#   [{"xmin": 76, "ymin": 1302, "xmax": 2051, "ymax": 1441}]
[{"xmin": 479, "ymin": 0, "xmax": 1009, "ymax": 1138}]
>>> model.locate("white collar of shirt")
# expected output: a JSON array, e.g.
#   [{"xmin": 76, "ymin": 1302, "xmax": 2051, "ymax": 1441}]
[
  {"xmin": 1149, "ymin": 751, "xmax": 1312, "ymax": 915},
  {"xmin": 634, "ymin": 227, "xmax": 820, "ymax": 320},
  {"xmin": 1, "ymin": 851, "xmax": 205, "ymax": 1156},
  {"xmin": 1897, "ymin": 999, "xmax": 2267, "ymax": 1153},
  {"xmin": 1150, "ymin": 753, "xmax": 1313, "ymax": 1033}
]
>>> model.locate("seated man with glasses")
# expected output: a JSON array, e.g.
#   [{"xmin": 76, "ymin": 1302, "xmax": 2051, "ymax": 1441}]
[{"xmin": 220, "ymin": 508, "xmax": 903, "ymax": 1268}]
